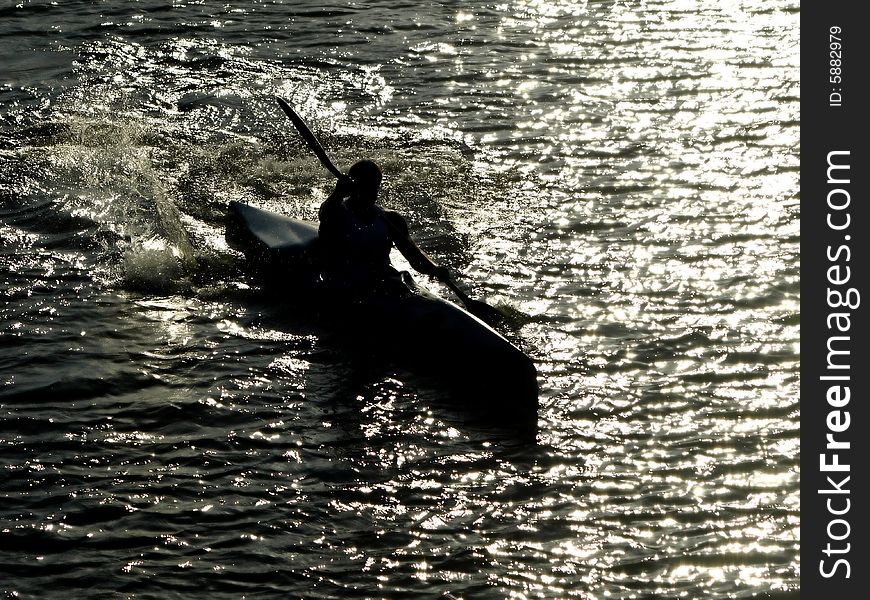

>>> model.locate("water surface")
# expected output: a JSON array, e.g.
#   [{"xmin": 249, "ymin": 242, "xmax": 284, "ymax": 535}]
[{"xmin": 1, "ymin": 1, "xmax": 799, "ymax": 597}]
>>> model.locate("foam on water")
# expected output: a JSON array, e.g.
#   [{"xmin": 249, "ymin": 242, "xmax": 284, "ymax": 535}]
[{"xmin": 119, "ymin": 242, "xmax": 189, "ymax": 294}]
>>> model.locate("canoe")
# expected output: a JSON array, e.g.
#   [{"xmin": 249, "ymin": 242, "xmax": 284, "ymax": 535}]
[{"xmin": 225, "ymin": 201, "xmax": 538, "ymax": 429}]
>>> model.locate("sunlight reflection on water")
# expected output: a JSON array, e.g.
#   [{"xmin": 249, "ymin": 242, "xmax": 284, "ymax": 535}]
[{"xmin": 0, "ymin": 0, "xmax": 799, "ymax": 597}]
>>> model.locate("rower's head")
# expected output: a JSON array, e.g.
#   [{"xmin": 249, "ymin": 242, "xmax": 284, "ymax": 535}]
[{"xmin": 347, "ymin": 159, "xmax": 382, "ymax": 210}]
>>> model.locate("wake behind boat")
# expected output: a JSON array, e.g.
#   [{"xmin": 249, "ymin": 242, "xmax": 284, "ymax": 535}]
[{"xmin": 225, "ymin": 200, "xmax": 539, "ymax": 430}]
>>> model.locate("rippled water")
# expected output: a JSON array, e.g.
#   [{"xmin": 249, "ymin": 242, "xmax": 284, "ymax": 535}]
[{"xmin": 1, "ymin": 1, "xmax": 799, "ymax": 598}]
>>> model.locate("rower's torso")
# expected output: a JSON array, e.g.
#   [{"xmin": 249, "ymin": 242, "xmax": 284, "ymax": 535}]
[{"xmin": 319, "ymin": 200, "xmax": 393, "ymax": 276}]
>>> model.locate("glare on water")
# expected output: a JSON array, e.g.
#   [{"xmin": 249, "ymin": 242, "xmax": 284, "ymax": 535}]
[{"xmin": 0, "ymin": 0, "xmax": 798, "ymax": 597}]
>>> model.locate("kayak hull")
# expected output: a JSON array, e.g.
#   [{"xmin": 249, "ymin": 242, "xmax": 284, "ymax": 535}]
[{"xmin": 225, "ymin": 201, "xmax": 538, "ymax": 429}]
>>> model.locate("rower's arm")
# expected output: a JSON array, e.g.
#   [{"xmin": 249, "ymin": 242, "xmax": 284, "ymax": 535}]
[
  {"xmin": 319, "ymin": 176, "xmax": 353, "ymax": 223},
  {"xmin": 382, "ymin": 211, "xmax": 449, "ymax": 279}
]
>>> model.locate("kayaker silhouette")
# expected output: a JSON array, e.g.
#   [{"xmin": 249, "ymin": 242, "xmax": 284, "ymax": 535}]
[
  {"xmin": 273, "ymin": 98, "xmax": 509, "ymax": 325},
  {"xmin": 317, "ymin": 159, "xmax": 450, "ymax": 294}
]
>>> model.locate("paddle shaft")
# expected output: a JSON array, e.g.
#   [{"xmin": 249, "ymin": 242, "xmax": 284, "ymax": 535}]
[{"xmin": 442, "ymin": 276, "xmax": 473, "ymax": 306}]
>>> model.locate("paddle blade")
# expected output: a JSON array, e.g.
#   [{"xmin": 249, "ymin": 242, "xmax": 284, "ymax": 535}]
[{"xmin": 274, "ymin": 96, "xmax": 344, "ymax": 179}]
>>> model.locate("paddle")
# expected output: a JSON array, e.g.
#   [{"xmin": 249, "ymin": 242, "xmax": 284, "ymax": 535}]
[
  {"xmin": 438, "ymin": 274, "xmax": 507, "ymax": 325},
  {"xmin": 274, "ymin": 96, "xmax": 507, "ymax": 327},
  {"xmin": 275, "ymin": 97, "xmax": 344, "ymax": 180}
]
